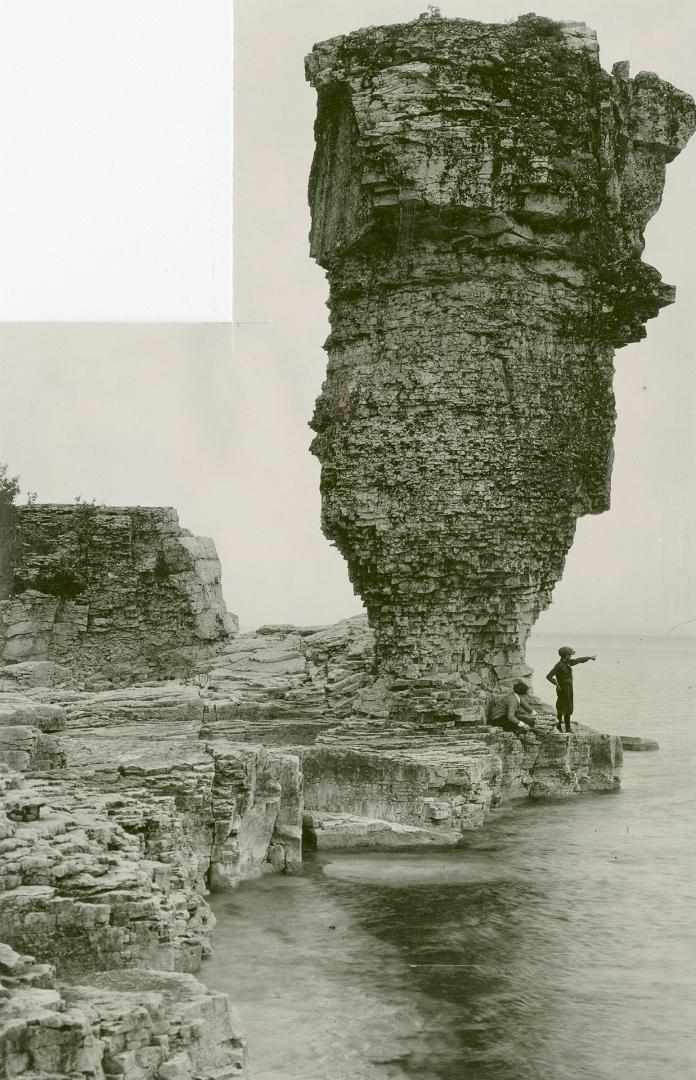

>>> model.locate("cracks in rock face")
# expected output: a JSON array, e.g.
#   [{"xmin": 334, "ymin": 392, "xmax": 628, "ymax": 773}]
[
  {"xmin": 306, "ymin": 16, "xmax": 696, "ymax": 695},
  {"xmin": 397, "ymin": 198, "xmax": 419, "ymax": 259},
  {"xmin": 497, "ymin": 351, "xmax": 516, "ymax": 416},
  {"xmin": 525, "ymin": 734, "xmax": 545, "ymax": 780}
]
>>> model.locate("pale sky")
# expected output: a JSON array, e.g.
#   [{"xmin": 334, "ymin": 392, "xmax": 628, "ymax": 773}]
[
  {"xmin": 0, "ymin": 1, "xmax": 695, "ymax": 636},
  {"xmin": 0, "ymin": 0, "xmax": 232, "ymax": 321}
]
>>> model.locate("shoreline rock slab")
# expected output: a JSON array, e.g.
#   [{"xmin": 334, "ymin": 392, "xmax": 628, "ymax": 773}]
[
  {"xmin": 300, "ymin": 717, "xmax": 622, "ymax": 848},
  {"xmin": 620, "ymin": 735, "xmax": 659, "ymax": 751}
]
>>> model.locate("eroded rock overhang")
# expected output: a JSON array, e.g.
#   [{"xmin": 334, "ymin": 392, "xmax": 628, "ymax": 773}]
[{"xmin": 306, "ymin": 14, "xmax": 696, "ymax": 686}]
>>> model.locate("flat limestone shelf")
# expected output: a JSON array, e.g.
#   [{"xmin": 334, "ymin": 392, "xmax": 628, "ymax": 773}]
[{"xmin": 300, "ymin": 719, "xmax": 622, "ymax": 850}]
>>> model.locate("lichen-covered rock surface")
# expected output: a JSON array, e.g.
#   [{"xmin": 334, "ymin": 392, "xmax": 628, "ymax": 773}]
[
  {"xmin": 0, "ymin": 502, "xmax": 238, "ymax": 686},
  {"xmin": 306, "ymin": 13, "xmax": 696, "ymax": 699}
]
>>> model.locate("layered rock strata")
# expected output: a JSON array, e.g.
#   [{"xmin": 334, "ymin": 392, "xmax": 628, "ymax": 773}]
[
  {"xmin": 306, "ymin": 14, "xmax": 696, "ymax": 690},
  {"xmin": 0, "ymin": 503, "xmax": 238, "ymax": 686},
  {"xmin": 0, "ymin": 764, "xmax": 239, "ymax": 1076},
  {"xmin": 0, "ymin": 943, "xmax": 246, "ymax": 1079},
  {"xmin": 303, "ymin": 716, "xmax": 621, "ymax": 848},
  {"xmin": 1, "ymin": 620, "xmax": 622, "ymax": 857},
  {"xmin": 0, "ymin": 767, "xmax": 213, "ymax": 976},
  {"xmin": 0, "ymin": 615, "xmax": 624, "ymax": 1074},
  {"xmin": 0, "ymin": 697, "xmax": 303, "ymax": 898},
  {"xmin": 0, "ymin": 653, "xmax": 308, "ymax": 1080},
  {"xmin": 194, "ymin": 616, "xmax": 375, "ymax": 741}
]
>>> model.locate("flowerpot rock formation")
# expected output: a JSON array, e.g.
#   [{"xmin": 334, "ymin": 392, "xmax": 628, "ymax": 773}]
[{"xmin": 306, "ymin": 14, "xmax": 696, "ymax": 691}]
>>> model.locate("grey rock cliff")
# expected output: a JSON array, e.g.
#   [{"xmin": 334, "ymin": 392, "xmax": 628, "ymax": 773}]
[
  {"xmin": 0, "ymin": 503, "xmax": 238, "ymax": 686},
  {"xmin": 306, "ymin": 14, "xmax": 696, "ymax": 691}
]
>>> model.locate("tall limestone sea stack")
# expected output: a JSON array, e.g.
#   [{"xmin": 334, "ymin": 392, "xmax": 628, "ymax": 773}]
[{"xmin": 306, "ymin": 13, "xmax": 696, "ymax": 698}]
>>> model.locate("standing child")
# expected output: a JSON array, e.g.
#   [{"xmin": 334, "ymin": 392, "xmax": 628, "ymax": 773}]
[{"xmin": 546, "ymin": 646, "xmax": 596, "ymax": 733}]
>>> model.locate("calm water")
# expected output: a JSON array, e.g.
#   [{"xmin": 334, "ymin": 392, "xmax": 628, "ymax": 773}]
[{"xmin": 201, "ymin": 635, "xmax": 696, "ymax": 1080}]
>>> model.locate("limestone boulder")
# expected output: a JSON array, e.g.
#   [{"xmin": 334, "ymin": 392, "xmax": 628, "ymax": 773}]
[{"xmin": 0, "ymin": 950, "xmax": 247, "ymax": 1080}]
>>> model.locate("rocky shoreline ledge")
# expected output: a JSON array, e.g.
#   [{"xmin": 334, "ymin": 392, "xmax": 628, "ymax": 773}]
[
  {"xmin": 0, "ymin": 618, "xmax": 621, "ymax": 1079},
  {"xmin": 2, "ymin": 6, "xmax": 691, "ymax": 1073}
]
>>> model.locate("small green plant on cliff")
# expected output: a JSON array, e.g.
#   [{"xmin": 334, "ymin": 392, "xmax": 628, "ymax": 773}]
[
  {"xmin": 14, "ymin": 496, "xmax": 99, "ymax": 598},
  {"xmin": 0, "ymin": 463, "xmax": 20, "ymax": 504}
]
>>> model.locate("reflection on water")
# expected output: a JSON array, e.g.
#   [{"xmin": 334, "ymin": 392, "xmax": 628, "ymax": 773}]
[{"xmin": 201, "ymin": 637, "xmax": 696, "ymax": 1080}]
